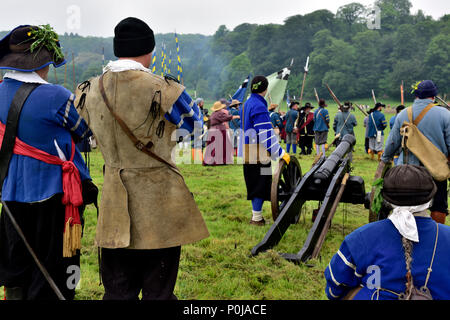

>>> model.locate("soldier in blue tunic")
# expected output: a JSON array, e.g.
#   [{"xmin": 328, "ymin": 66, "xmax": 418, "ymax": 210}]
[
  {"xmin": 0, "ymin": 25, "xmax": 93, "ymax": 300},
  {"xmin": 325, "ymin": 165, "xmax": 450, "ymax": 300},
  {"xmin": 367, "ymin": 102, "xmax": 387, "ymax": 161},
  {"xmin": 240, "ymin": 76, "xmax": 290, "ymax": 226}
]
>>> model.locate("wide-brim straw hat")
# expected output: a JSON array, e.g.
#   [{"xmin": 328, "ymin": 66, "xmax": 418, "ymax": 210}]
[
  {"xmin": 0, "ymin": 25, "xmax": 66, "ymax": 72},
  {"xmin": 211, "ymin": 101, "xmax": 227, "ymax": 112}
]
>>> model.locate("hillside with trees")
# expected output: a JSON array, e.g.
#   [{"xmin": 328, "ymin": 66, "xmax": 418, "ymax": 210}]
[{"xmin": 0, "ymin": 0, "xmax": 448, "ymax": 103}]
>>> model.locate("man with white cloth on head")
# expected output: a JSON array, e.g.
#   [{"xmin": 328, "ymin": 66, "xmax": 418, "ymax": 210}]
[{"xmin": 324, "ymin": 165, "xmax": 450, "ymax": 300}]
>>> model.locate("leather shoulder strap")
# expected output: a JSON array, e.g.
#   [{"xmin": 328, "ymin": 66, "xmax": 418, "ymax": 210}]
[
  {"xmin": 0, "ymin": 83, "xmax": 41, "ymax": 196},
  {"xmin": 98, "ymin": 74, "xmax": 181, "ymax": 176},
  {"xmin": 413, "ymin": 103, "xmax": 436, "ymax": 126}
]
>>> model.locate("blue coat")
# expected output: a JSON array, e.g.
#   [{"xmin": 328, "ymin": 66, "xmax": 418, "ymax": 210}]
[
  {"xmin": 367, "ymin": 110, "xmax": 387, "ymax": 137},
  {"xmin": 333, "ymin": 111, "xmax": 357, "ymax": 137},
  {"xmin": 325, "ymin": 217, "xmax": 450, "ymax": 300},
  {"xmin": 382, "ymin": 99, "xmax": 450, "ymax": 165},
  {"xmin": 0, "ymin": 79, "xmax": 91, "ymax": 203},
  {"xmin": 285, "ymin": 109, "xmax": 298, "ymax": 133},
  {"xmin": 313, "ymin": 107, "xmax": 329, "ymax": 132},
  {"xmin": 229, "ymin": 107, "xmax": 241, "ymax": 131},
  {"xmin": 270, "ymin": 111, "xmax": 284, "ymax": 130},
  {"xmin": 389, "ymin": 115, "xmax": 397, "ymax": 130},
  {"xmin": 239, "ymin": 93, "xmax": 284, "ymax": 159}
]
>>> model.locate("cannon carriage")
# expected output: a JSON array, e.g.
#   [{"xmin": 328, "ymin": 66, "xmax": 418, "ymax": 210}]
[{"xmin": 251, "ymin": 134, "xmax": 368, "ymax": 263}]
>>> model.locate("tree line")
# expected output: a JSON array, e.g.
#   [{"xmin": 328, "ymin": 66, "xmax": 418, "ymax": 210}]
[{"xmin": 1, "ymin": 0, "xmax": 449, "ymax": 103}]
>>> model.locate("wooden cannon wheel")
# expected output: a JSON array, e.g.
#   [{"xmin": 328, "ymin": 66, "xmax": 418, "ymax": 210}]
[{"xmin": 271, "ymin": 156, "xmax": 302, "ymax": 221}]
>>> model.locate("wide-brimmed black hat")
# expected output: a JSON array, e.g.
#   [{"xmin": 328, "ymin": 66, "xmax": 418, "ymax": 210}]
[
  {"xmin": 0, "ymin": 25, "xmax": 66, "ymax": 72},
  {"xmin": 382, "ymin": 165, "xmax": 437, "ymax": 206},
  {"xmin": 289, "ymin": 100, "xmax": 300, "ymax": 109},
  {"xmin": 300, "ymin": 102, "xmax": 314, "ymax": 111}
]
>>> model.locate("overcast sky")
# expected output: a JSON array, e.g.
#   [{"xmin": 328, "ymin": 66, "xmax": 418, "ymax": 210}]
[{"xmin": 1, "ymin": 0, "xmax": 448, "ymax": 36}]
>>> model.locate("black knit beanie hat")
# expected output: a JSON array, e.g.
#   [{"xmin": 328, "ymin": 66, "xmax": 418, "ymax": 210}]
[
  {"xmin": 114, "ymin": 17, "xmax": 155, "ymax": 58},
  {"xmin": 382, "ymin": 165, "xmax": 437, "ymax": 206},
  {"xmin": 251, "ymin": 76, "xmax": 269, "ymax": 94}
]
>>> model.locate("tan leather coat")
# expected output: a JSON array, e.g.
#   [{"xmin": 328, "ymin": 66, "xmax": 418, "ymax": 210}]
[{"xmin": 75, "ymin": 70, "xmax": 209, "ymax": 249}]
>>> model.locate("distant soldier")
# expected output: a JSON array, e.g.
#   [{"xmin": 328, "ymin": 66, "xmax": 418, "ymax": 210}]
[
  {"xmin": 296, "ymin": 102, "xmax": 315, "ymax": 155},
  {"xmin": 285, "ymin": 101, "xmax": 299, "ymax": 154},
  {"xmin": 382, "ymin": 80, "xmax": 450, "ymax": 225},
  {"xmin": 313, "ymin": 99, "xmax": 330, "ymax": 156},
  {"xmin": 367, "ymin": 102, "xmax": 387, "ymax": 161},
  {"xmin": 229, "ymin": 99, "xmax": 242, "ymax": 157},
  {"xmin": 389, "ymin": 105, "xmax": 406, "ymax": 165},
  {"xmin": 389, "ymin": 105, "xmax": 406, "ymax": 130},
  {"xmin": 269, "ymin": 104, "xmax": 283, "ymax": 142},
  {"xmin": 333, "ymin": 101, "xmax": 357, "ymax": 145}
]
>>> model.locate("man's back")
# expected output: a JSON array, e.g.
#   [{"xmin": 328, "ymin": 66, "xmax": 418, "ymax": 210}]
[
  {"xmin": 325, "ymin": 217, "xmax": 450, "ymax": 300},
  {"xmin": 383, "ymin": 99, "xmax": 450, "ymax": 165},
  {"xmin": 76, "ymin": 67, "xmax": 209, "ymax": 250}
]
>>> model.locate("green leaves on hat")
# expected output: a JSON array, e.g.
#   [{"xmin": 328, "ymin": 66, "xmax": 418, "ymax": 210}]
[{"xmin": 27, "ymin": 24, "xmax": 64, "ymax": 63}]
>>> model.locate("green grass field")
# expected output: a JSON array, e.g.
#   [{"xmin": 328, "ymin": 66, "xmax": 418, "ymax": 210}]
[{"xmin": 1, "ymin": 99, "xmax": 448, "ymax": 300}]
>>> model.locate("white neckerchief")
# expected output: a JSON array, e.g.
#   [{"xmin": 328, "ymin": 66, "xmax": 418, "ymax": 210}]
[
  {"xmin": 3, "ymin": 70, "xmax": 49, "ymax": 84},
  {"xmin": 103, "ymin": 59, "xmax": 150, "ymax": 74},
  {"xmin": 388, "ymin": 202, "xmax": 431, "ymax": 242}
]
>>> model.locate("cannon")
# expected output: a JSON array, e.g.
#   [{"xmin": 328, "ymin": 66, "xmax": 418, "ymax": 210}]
[{"xmin": 251, "ymin": 134, "xmax": 367, "ymax": 264}]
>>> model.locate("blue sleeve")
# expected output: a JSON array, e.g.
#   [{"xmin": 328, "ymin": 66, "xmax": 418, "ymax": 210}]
[
  {"xmin": 165, "ymin": 90, "xmax": 203, "ymax": 134},
  {"xmin": 380, "ymin": 114, "xmax": 387, "ymax": 130},
  {"xmin": 55, "ymin": 93, "xmax": 92, "ymax": 140},
  {"xmin": 325, "ymin": 234, "xmax": 365, "ymax": 300},
  {"xmin": 382, "ymin": 115, "xmax": 403, "ymax": 162},
  {"xmin": 252, "ymin": 110, "xmax": 285, "ymax": 160}
]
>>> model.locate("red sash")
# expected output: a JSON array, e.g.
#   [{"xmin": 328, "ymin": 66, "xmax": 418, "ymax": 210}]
[{"xmin": 0, "ymin": 122, "xmax": 83, "ymax": 257}]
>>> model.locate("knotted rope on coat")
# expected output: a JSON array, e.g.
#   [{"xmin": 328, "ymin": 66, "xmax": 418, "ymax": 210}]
[{"xmin": 0, "ymin": 122, "xmax": 83, "ymax": 258}]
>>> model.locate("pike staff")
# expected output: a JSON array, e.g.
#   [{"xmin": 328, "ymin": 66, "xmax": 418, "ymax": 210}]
[
  {"xmin": 436, "ymin": 96, "xmax": 450, "ymax": 111},
  {"xmin": 371, "ymin": 89, "xmax": 377, "ymax": 105},
  {"xmin": 1, "ymin": 200, "xmax": 66, "ymax": 300},
  {"xmin": 314, "ymin": 88, "xmax": 320, "ymax": 105},
  {"xmin": 294, "ymin": 56, "xmax": 309, "ymax": 128}
]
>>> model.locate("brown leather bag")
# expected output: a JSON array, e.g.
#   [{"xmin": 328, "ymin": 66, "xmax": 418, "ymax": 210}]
[{"xmin": 400, "ymin": 104, "xmax": 450, "ymax": 181}]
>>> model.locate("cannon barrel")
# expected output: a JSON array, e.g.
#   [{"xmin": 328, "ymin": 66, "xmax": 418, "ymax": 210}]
[{"xmin": 313, "ymin": 134, "xmax": 356, "ymax": 184}]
